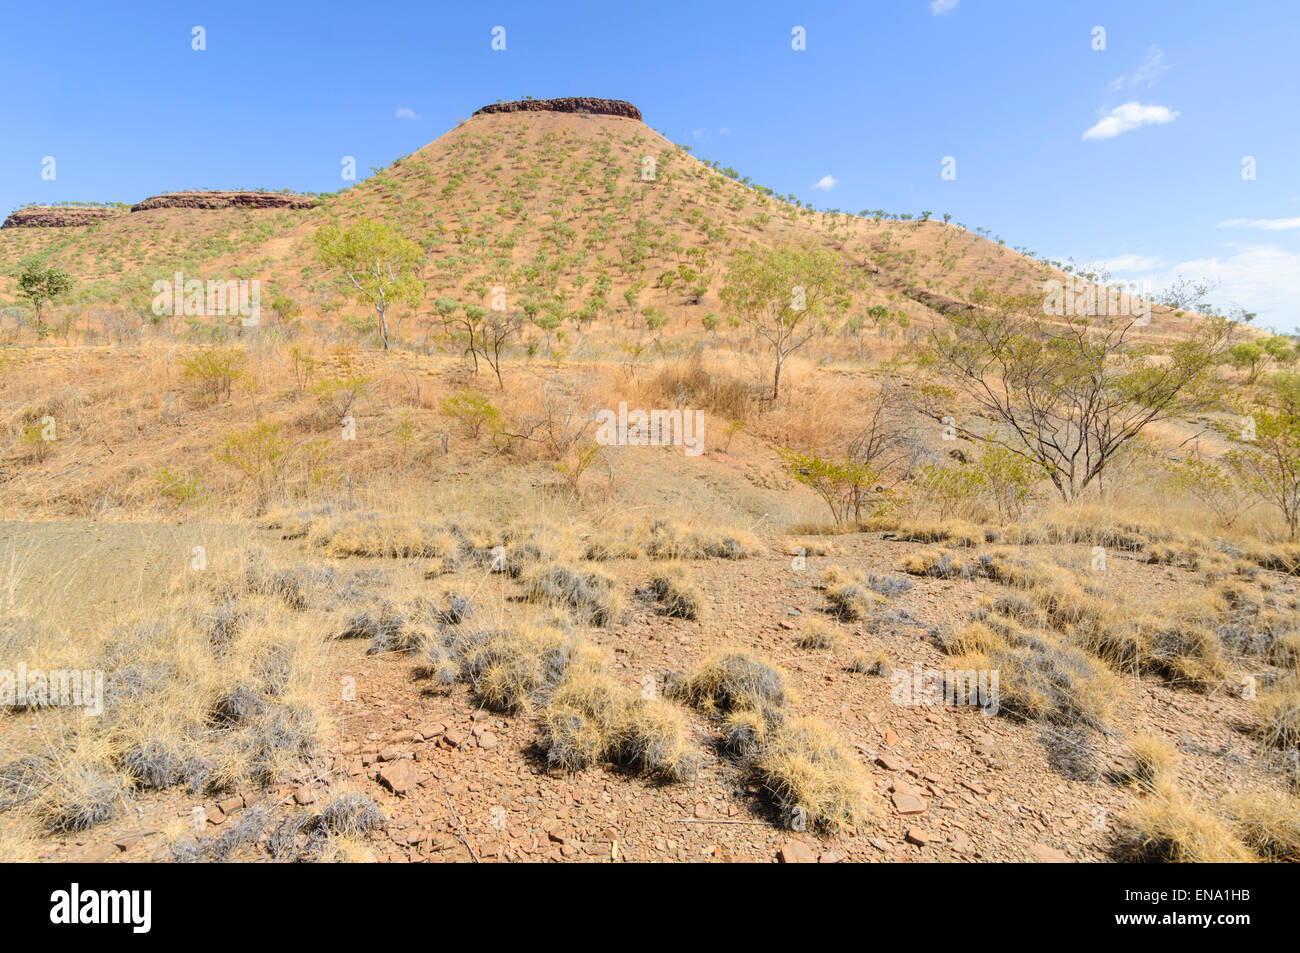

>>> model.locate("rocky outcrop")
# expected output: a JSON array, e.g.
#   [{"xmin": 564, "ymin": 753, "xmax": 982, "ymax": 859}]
[
  {"xmin": 473, "ymin": 97, "xmax": 642, "ymax": 121},
  {"xmin": 2, "ymin": 206, "xmax": 124, "ymax": 228},
  {"xmin": 130, "ymin": 191, "xmax": 317, "ymax": 212},
  {"xmin": 903, "ymin": 288, "xmax": 979, "ymax": 318}
]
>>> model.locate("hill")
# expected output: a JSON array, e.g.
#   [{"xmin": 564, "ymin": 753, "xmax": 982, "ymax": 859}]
[{"xmin": 0, "ymin": 98, "xmax": 1208, "ymax": 345}]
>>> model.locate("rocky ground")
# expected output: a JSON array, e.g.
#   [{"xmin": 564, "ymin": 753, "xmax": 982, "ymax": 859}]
[{"xmin": 6, "ymin": 520, "xmax": 1286, "ymax": 864}]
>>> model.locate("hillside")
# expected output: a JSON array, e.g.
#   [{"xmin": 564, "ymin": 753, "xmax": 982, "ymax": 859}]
[
  {"xmin": 0, "ymin": 98, "xmax": 1207, "ymax": 345},
  {"xmin": 1, "ymin": 99, "xmax": 1297, "ymax": 869}
]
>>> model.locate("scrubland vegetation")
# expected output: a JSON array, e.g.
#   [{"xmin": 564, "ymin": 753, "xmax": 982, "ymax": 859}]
[{"xmin": 1, "ymin": 108, "xmax": 1297, "ymax": 863}]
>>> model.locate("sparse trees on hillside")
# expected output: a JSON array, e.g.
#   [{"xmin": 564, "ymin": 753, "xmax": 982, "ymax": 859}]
[
  {"xmin": 314, "ymin": 221, "xmax": 424, "ymax": 350},
  {"xmin": 720, "ymin": 243, "xmax": 848, "ymax": 400},
  {"xmin": 920, "ymin": 287, "xmax": 1233, "ymax": 502}
]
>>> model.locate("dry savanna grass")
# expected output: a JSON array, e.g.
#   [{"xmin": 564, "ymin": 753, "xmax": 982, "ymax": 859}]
[
  {"xmin": 4, "ymin": 102, "xmax": 1299, "ymax": 867},
  {"xmin": 668, "ymin": 649, "xmax": 871, "ymax": 832}
]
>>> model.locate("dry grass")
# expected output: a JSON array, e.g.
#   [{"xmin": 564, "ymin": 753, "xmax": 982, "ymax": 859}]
[
  {"xmin": 794, "ymin": 617, "xmax": 839, "ymax": 651},
  {"xmin": 1225, "ymin": 794, "xmax": 1300, "ymax": 862},
  {"xmin": 1255, "ymin": 677, "xmax": 1300, "ymax": 752},
  {"xmin": 0, "ymin": 544, "xmax": 332, "ymax": 839},
  {"xmin": 1130, "ymin": 733, "xmax": 1180, "ymax": 788},
  {"xmin": 643, "ymin": 563, "xmax": 706, "ymax": 620},
  {"xmin": 668, "ymin": 649, "xmax": 871, "ymax": 832},
  {"xmin": 1115, "ymin": 778, "xmax": 1256, "ymax": 863}
]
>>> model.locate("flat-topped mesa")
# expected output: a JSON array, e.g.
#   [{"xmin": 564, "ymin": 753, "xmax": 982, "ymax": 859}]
[
  {"xmin": 472, "ymin": 97, "xmax": 642, "ymax": 121},
  {"xmin": 130, "ymin": 191, "xmax": 318, "ymax": 212},
  {"xmin": 2, "ymin": 206, "xmax": 124, "ymax": 228}
]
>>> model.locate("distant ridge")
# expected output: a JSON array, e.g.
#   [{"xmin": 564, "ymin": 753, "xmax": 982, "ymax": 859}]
[
  {"xmin": 2, "ymin": 206, "xmax": 123, "ymax": 228},
  {"xmin": 131, "ymin": 191, "xmax": 317, "ymax": 212},
  {"xmin": 472, "ymin": 97, "xmax": 642, "ymax": 121}
]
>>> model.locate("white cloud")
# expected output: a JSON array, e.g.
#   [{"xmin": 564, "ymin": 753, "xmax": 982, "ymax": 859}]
[
  {"xmin": 1107, "ymin": 46, "xmax": 1172, "ymax": 94},
  {"xmin": 811, "ymin": 174, "xmax": 839, "ymax": 191},
  {"xmin": 1217, "ymin": 217, "xmax": 1300, "ymax": 231},
  {"xmin": 1083, "ymin": 102, "xmax": 1179, "ymax": 141},
  {"xmin": 930, "ymin": 0, "xmax": 959, "ymax": 15},
  {"xmin": 395, "ymin": 107, "xmax": 419, "ymax": 120},
  {"xmin": 1104, "ymin": 244, "xmax": 1300, "ymax": 331},
  {"xmin": 1129, "ymin": 46, "xmax": 1171, "ymax": 89}
]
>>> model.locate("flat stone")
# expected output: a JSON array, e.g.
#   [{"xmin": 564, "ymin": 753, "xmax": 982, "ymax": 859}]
[
  {"xmin": 906, "ymin": 828, "xmax": 935, "ymax": 846},
  {"xmin": 443, "ymin": 728, "xmax": 467, "ymax": 748},
  {"xmin": 416, "ymin": 722, "xmax": 445, "ymax": 741},
  {"xmin": 876, "ymin": 753, "xmax": 908, "ymax": 772},
  {"xmin": 1029, "ymin": 843, "xmax": 1072, "ymax": 863},
  {"xmin": 892, "ymin": 793, "xmax": 927, "ymax": 815},
  {"xmin": 378, "ymin": 759, "xmax": 419, "ymax": 796},
  {"xmin": 218, "ymin": 795, "xmax": 244, "ymax": 815},
  {"xmin": 778, "ymin": 840, "xmax": 817, "ymax": 864}
]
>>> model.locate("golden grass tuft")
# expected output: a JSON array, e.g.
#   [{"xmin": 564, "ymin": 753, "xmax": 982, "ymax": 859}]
[
  {"xmin": 1115, "ymin": 778, "xmax": 1255, "ymax": 863},
  {"xmin": 1130, "ymin": 733, "xmax": 1179, "ymax": 788},
  {"xmin": 794, "ymin": 617, "xmax": 839, "ymax": 650},
  {"xmin": 1225, "ymin": 794, "xmax": 1300, "ymax": 862},
  {"xmin": 753, "ymin": 715, "xmax": 872, "ymax": 834},
  {"xmin": 669, "ymin": 648, "xmax": 870, "ymax": 832},
  {"xmin": 645, "ymin": 563, "xmax": 706, "ymax": 620}
]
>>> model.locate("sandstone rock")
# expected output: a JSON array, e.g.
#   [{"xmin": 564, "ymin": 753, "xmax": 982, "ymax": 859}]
[
  {"xmin": 892, "ymin": 793, "xmax": 927, "ymax": 815},
  {"xmin": 130, "ymin": 191, "xmax": 316, "ymax": 212},
  {"xmin": 1029, "ymin": 843, "xmax": 1071, "ymax": 863},
  {"xmin": 2, "ymin": 206, "xmax": 124, "ymax": 228},
  {"xmin": 378, "ymin": 760, "xmax": 418, "ymax": 796},
  {"xmin": 472, "ymin": 97, "xmax": 642, "ymax": 122},
  {"xmin": 778, "ymin": 840, "xmax": 817, "ymax": 864},
  {"xmin": 906, "ymin": 828, "xmax": 934, "ymax": 846}
]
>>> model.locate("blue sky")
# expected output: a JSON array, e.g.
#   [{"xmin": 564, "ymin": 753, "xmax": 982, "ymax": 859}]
[{"xmin": 3, "ymin": 0, "xmax": 1297, "ymax": 330}]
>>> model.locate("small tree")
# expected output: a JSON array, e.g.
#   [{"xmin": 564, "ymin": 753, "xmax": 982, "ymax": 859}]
[
  {"xmin": 18, "ymin": 262, "xmax": 72, "ymax": 333},
  {"xmin": 477, "ymin": 310, "xmax": 522, "ymax": 389},
  {"xmin": 1228, "ymin": 373, "xmax": 1300, "ymax": 538},
  {"xmin": 922, "ymin": 287, "xmax": 1232, "ymax": 501},
  {"xmin": 314, "ymin": 221, "xmax": 424, "ymax": 350},
  {"xmin": 458, "ymin": 304, "xmax": 488, "ymax": 373},
  {"xmin": 780, "ymin": 447, "xmax": 877, "ymax": 525},
  {"xmin": 720, "ymin": 243, "xmax": 847, "ymax": 400}
]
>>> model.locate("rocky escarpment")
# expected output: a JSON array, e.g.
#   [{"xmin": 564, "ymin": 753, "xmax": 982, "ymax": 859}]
[
  {"xmin": 2, "ymin": 206, "xmax": 125, "ymax": 228},
  {"xmin": 130, "ymin": 191, "xmax": 318, "ymax": 212},
  {"xmin": 473, "ymin": 97, "xmax": 642, "ymax": 121}
]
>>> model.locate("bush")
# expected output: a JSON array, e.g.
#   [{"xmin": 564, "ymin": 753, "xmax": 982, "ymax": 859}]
[
  {"xmin": 182, "ymin": 347, "xmax": 248, "ymax": 403},
  {"xmin": 440, "ymin": 392, "xmax": 502, "ymax": 439}
]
